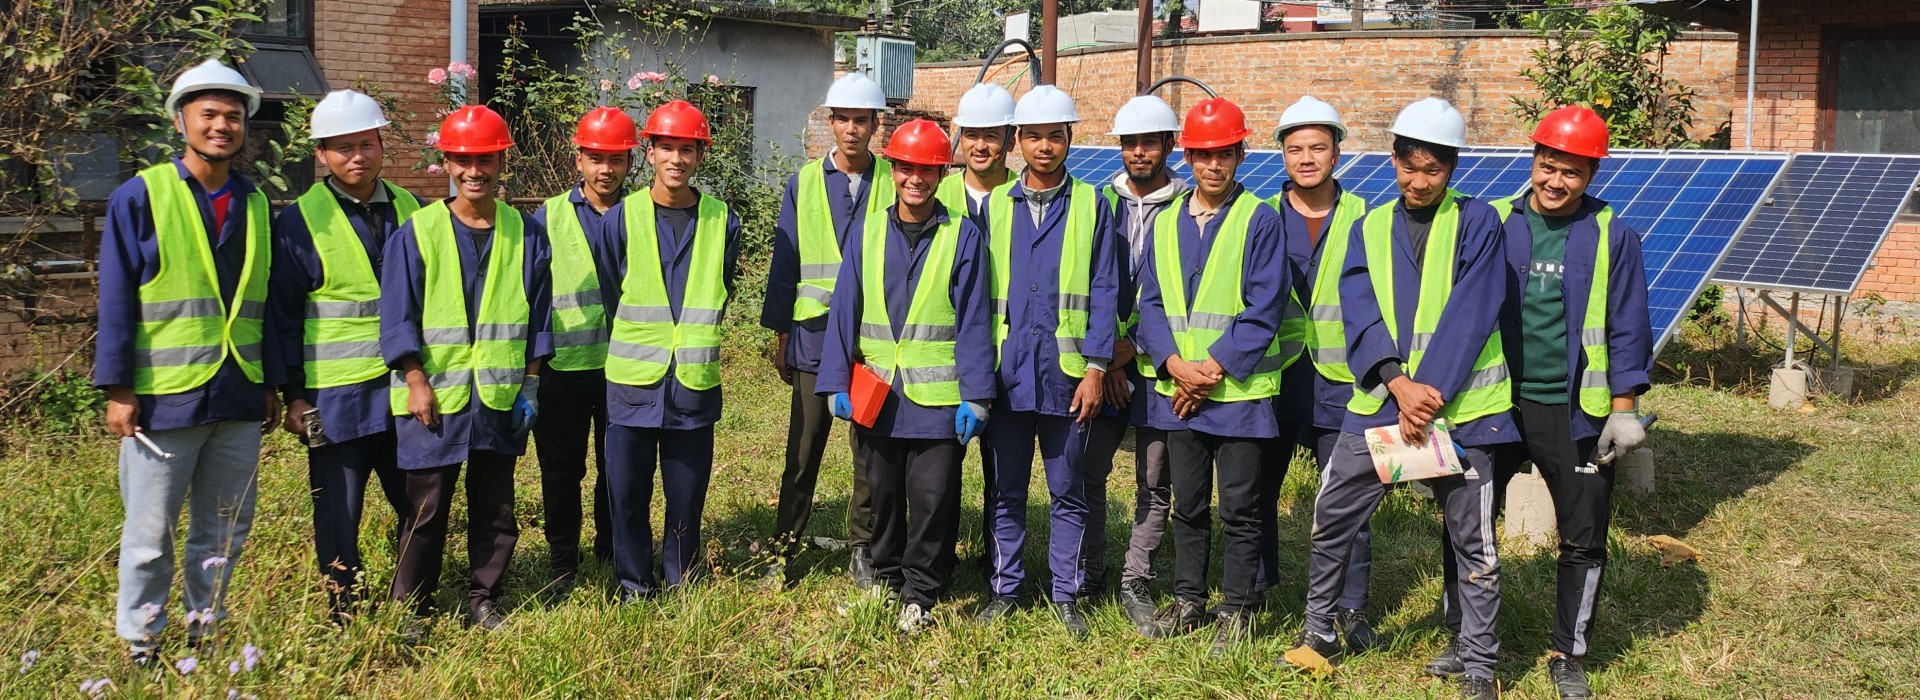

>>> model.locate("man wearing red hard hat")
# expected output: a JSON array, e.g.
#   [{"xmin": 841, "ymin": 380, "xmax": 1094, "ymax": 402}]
[
  {"xmin": 1132, "ymin": 97, "xmax": 1302, "ymax": 653},
  {"xmin": 1455, "ymin": 105, "xmax": 1650, "ymax": 700},
  {"xmin": 817, "ymin": 118, "xmax": 995, "ymax": 636},
  {"xmin": 526, "ymin": 107, "xmax": 637, "ymax": 595},
  {"xmin": 590, "ymin": 100, "xmax": 742, "ymax": 600},
  {"xmin": 380, "ymin": 104, "xmax": 553, "ymax": 634}
]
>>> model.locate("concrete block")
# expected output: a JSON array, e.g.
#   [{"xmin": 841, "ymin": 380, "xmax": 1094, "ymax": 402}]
[
  {"xmin": 1502, "ymin": 467, "xmax": 1556, "ymax": 553},
  {"xmin": 1619, "ymin": 447, "xmax": 1655, "ymax": 496},
  {"xmin": 1768, "ymin": 367, "xmax": 1808, "ymax": 410},
  {"xmin": 1817, "ymin": 366, "xmax": 1856, "ymax": 401}
]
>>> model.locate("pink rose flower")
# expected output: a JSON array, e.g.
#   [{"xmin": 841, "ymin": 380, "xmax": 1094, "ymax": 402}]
[
  {"xmin": 706, "ymin": 74, "xmax": 722, "ymax": 86},
  {"xmin": 448, "ymin": 62, "xmax": 477, "ymax": 79},
  {"xmin": 428, "ymin": 68, "xmax": 447, "ymax": 85},
  {"xmin": 600, "ymin": 79, "xmax": 613, "ymax": 92},
  {"xmin": 425, "ymin": 131, "xmax": 440, "ymax": 147},
  {"xmin": 427, "ymin": 163, "xmax": 444, "ymax": 175}
]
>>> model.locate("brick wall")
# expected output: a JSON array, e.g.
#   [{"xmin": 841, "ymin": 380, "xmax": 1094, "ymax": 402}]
[
  {"xmin": 1730, "ymin": 0, "xmax": 1920, "ymax": 302},
  {"xmin": 312, "ymin": 0, "xmax": 479, "ymax": 195}
]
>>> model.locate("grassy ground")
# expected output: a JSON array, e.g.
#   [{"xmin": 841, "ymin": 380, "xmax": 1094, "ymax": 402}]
[{"xmin": 4, "ymin": 321, "xmax": 1919, "ymax": 698}]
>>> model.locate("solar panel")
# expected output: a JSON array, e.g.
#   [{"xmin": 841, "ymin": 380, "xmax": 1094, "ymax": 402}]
[
  {"xmin": 1709, "ymin": 153, "xmax": 1920, "ymax": 295},
  {"xmin": 1061, "ymin": 146, "xmax": 1315, "ymax": 202},
  {"xmin": 1334, "ymin": 147, "xmax": 1537, "ymax": 208},
  {"xmin": 1584, "ymin": 152, "xmax": 1789, "ymax": 354}
]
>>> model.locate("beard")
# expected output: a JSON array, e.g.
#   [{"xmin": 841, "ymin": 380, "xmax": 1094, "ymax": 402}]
[{"xmin": 1126, "ymin": 163, "xmax": 1164, "ymax": 186}]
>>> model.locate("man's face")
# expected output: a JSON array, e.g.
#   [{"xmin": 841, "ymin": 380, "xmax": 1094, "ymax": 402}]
[
  {"xmin": 1282, "ymin": 126, "xmax": 1339, "ymax": 191},
  {"xmin": 893, "ymin": 159, "xmax": 942, "ymax": 208},
  {"xmin": 1393, "ymin": 149, "xmax": 1454, "ymax": 209},
  {"xmin": 1019, "ymin": 123, "xmax": 1071, "ymax": 176},
  {"xmin": 649, "ymin": 137, "xmax": 704, "ymax": 190},
  {"xmin": 956, "ymin": 126, "xmax": 1007, "ymax": 177},
  {"xmin": 1186, "ymin": 143, "xmax": 1243, "ymax": 198},
  {"xmin": 174, "ymin": 93, "xmax": 247, "ymax": 162},
  {"xmin": 444, "ymin": 152, "xmax": 501, "ymax": 204},
  {"xmin": 1119, "ymin": 132, "xmax": 1169, "ymax": 185},
  {"xmin": 828, "ymin": 108, "xmax": 877, "ymax": 161},
  {"xmin": 576, "ymin": 148, "xmax": 632, "ymax": 200},
  {"xmin": 318, "ymin": 129, "xmax": 382, "ymax": 188},
  {"xmin": 1530, "ymin": 148, "xmax": 1594, "ymax": 213}
]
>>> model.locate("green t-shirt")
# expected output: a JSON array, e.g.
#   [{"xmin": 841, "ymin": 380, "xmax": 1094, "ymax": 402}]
[{"xmin": 1518, "ymin": 198, "xmax": 1576, "ymax": 405}]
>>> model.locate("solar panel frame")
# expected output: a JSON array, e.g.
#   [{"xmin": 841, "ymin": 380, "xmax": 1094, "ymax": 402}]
[
  {"xmin": 1052, "ymin": 146, "xmax": 1383, "ymax": 203},
  {"xmin": 1708, "ymin": 152, "xmax": 1920, "ymax": 296},
  {"xmin": 1335, "ymin": 147, "xmax": 1537, "ymax": 208}
]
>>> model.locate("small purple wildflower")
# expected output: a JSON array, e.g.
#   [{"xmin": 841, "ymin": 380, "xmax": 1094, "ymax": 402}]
[
  {"xmin": 242, "ymin": 644, "xmax": 262, "ymax": 671},
  {"xmin": 200, "ymin": 556, "xmax": 230, "ymax": 570},
  {"xmin": 175, "ymin": 656, "xmax": 198, "ymax": 675},
  {"xmin": 18, "ymin": 649, "xmax": 38, "ymax": 673}
]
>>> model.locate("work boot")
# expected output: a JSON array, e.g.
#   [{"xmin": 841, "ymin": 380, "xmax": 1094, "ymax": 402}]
[
  {"xmin": 1208, "ymin": 611, "xmax": 1251, "ymax": 656},
  {"xmin": 1279, "ymin": 628, "xmax": 1346, "ymax": 671},
  {"xmin": 1053, "ymin": 600, "xmax": 1090, "ymax": 640},
  {"xmin": 976, "ymin": 596, "xmax": 1017, "ymax": 624},
  {"xmin": 1459, "ymin": 674, "xmax": 1499, "ymax": 700},
  {"xmin": 897, "ymin": 603, "xmax": 934, "ymax": 636},
  {"xmin": 1336, "ymin": 607, "xmax": 1377, "ymax": 653},
  {"xmin": 128, "ymin": 646, "xmax": 156, "ymax": 669},
  {"xmin": 1156, "ymin": 598, "xmax": 1209, "ymax": 638},
  {"xmin": 756, "ymin": 560, "xmax": 788, "ymax": 591},
  {"xmin": 1426, "ymin": 637, "xmax": 1467, "ymax": 678},
  {"xmin": 466, "ymin": 601, "xmax": 506, "ymax": 631},
  {"xmin": 849, "ymin": 546, "xmax": 875, "ymax": 590},
  {"xmin": 1548, "ymin": 655, "xmax": 1594, "ymax": 699},
  {"xmin": 547, "ymin": 569, "xmax": 579, "ymax": 599},
  {"xmin": 1118, "ymin": 580, "xmax": 1159, "ymax": 637},
  {"xmin": 400, "ymin": 617, "xmax": 431, "ymax": 646}
]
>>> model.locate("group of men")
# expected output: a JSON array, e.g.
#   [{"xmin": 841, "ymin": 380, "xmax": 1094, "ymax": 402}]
[{"xmin": 96, "ymin": 58, "xmax": 1651, "ymax": 699}]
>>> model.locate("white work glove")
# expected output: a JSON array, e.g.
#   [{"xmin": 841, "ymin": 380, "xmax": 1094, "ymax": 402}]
[{"xmin": 1594, "ymin": 411, "xmax": 1645, "ymax": 465}]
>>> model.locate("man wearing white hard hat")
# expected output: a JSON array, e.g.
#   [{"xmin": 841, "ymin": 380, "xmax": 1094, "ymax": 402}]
[
  {"xmin": 1079, "ymin": 92, "xmax": 1186, "ymax": 637},
  {"xmin": 938, "ymin": 82, "xmax": 1017, "ymax": 218},
  {"xmin": 95, "ymin": 59, "xmax": 282, "ymax": 666},
  {"xmin": 267, "ymin": 89, "xmax": 425, "ymax": 623},
  {"xmin": 1255, "ymin": 95, "xmax": 1380, "ymax": 652},
  {"xmin": 975, "ymin": 84, "xmax": 1121, "ymax": 639},
  {"xmin": 1282, "ymin": 97, "xmax": 1513, "ymax": 700},
  {"xmin": 761, "ymin": 72, "xmax": 893, "ymax": 588}
]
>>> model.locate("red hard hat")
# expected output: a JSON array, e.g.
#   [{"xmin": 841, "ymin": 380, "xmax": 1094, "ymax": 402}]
[
  {"xmin": 438, "ymin": 105, "xmax": 514, "ymax": 154},
  {"xmin": 1179, "ymin": 98, "xmax": 1252, "ymax": 150},
  {"xmin": 574, "ymin": 106, "xmax": 640, "ymax": 151},
  {"xmin": 642, "ymin": 100, "xmax": 712, "ymax": 144},
  {"xmin": 881, "ymin": 119, "xmax": 953, "ymax": 167},
  {"xmin": 1532, "ymin": 105, "xmax": 1610, "ymax": 159}
]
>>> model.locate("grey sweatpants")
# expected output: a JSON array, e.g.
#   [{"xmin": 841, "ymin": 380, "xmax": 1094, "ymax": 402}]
[
  {"xmin": 115, "ymin": 421, "xmax": 262, "ymax": 645},
  {"xmin": 1305, "ymin": 431, "xmax": 1502, "ymax": 678},
  {"xmin": 1081, "ymin": 417, "xmax": 1170, "ymax": 587}
]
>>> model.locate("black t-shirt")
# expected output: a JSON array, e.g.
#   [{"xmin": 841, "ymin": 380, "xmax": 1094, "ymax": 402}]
[
  {"xmin": 658, "ymin": 203, "xmax": 697, "ymax": 241},
  {"xmin": 896, "ymin": 215, "xmax": 933, "ymax": 248},
  {"xmin": 1404, "ymin": 201, "xmax": 1440, "ymax": 263}
]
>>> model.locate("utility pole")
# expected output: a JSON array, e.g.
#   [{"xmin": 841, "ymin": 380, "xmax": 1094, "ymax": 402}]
[
  {"xmin": 1351, "ymin": 0, "xmax": 1365, "ymax": 31},
  {"xmin": 1042, "ymin": 0, "xmax": 1059, "ymax": 84},
  {"xmin": 1135, "ymin": 0, "xmax": 1153, "ymax": 94}
]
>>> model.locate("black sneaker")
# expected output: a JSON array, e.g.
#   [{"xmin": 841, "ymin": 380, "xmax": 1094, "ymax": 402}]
[
  {"xmin": 976, "ymin": 596, "xmax": 1017, "ymax": 624},
  {"xmin": 1053, "ymin": 600, "xmax": 1090, "ymax": 640},
  {"xmin": 1459, "ymin": 674, "xmax": 1499, "ymax": 699},
  {"xmin": 1335, "ymin": 608, "xmax": 1377, "ymax": 653},
  {"xmin": 401, "ymin": 617, "xmax": 431, "ymax": 645},
  {"xmin": 1118, "ymin": 580, "xmax": 1159, "ymax": 637},
  {"xmin": 467, "ymin": 601, "xmax": 506, "ymax": 631},
  {"xmin": 1548, "ymin": 655, "xmax": 1593, "ymax": 699},
  {"xmin": 128, "ymin": 646, "xmax": 157, "ymax": 669},
  {"xmin": 1209, "ymin": 611, "xmax": 1251, "ymax": 656},
  {"xmin": 1279, "ymin": 628, "xmax": 1346, "ymax": 671},
  {"xmin": 849, "ymin": 546, "xmax": 876, "ymax": 590},
  {"xmin": 1426, "ymin": 637, "xmax": 1467, "ymax": 678},
  {"xmin": 897, "ymin": 602, "xmax": 934, "ymax": 636},
  {"xmin": 1155, "ymin": 598, "xmax": 1209, "ymax": 638}
]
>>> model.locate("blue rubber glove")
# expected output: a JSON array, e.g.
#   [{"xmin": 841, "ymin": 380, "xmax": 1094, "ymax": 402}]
[
  {"xmin": 830, "ymin": 392, "xmax": 854, "ymax": 421},
  {"xmin": 511, "ymin": 375, "xmax": 541, "ymax": 438},
  {"xmin": 955, "ymin": 401, "xmax": 989, "ymax": 445}
]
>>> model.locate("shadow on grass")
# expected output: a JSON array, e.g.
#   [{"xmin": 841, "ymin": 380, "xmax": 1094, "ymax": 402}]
[{"xmin": 1659, "ymin": 322, "xmax": 1920, "ymax": 403}]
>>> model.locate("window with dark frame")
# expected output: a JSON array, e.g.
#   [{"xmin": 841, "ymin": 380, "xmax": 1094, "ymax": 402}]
[{"xmin": 1828, "ymin": 31, "xmax": 1920, "ymax": 216}]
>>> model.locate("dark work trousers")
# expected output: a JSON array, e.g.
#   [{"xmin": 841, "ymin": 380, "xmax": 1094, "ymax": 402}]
[
  {"xmin": 605, "ymin": 424, "xmax": 714, "ymax": 594},
  {"xmin": 863, "ymin": 433, "xmax": 964, "ymax": 609},
  {"xmin": 308, "ymin": 430, "xmax": 408, "ymax": 612},
  {"xmin": 1254, "ymin": 426, "xmax": 1375, "ymax": 610},
  {"xmin": 983, "ymin": 409, "xmax": 1092, "ymax": 603},
  {"xmin": 1444, "ymin": 399, "xmax": 1609, "ymax": 657},
  {"xmin": 1307, "ymin": 432, "xmax": 1502, "ymax": 678},
  {"xmin": 533, "ymin": 367, "xmax": 611, "ymax": 576},
  {"xmin": 1083, "ymin": 420, "xmax": 1171, "ymax": 587},
  {"xmin": 388, "ymin": 450, "xmax": 520, "ymax": 616},
  {"xmin": 1167, "ymin": 430, "xmax": 1270, "ymax": 615},
  {"xmin": 773, "ymin": 370, "xmax": 871, "ymax": 555}
]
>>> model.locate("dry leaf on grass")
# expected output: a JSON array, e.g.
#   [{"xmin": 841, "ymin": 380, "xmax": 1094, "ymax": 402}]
[
  {"xmin": 1648, "ymin": 534, "xmax": 1705, "ymax": 567},
  {"xmin": 1282, "ymin": 645, "xmax": 1335, "ymax": 676}
]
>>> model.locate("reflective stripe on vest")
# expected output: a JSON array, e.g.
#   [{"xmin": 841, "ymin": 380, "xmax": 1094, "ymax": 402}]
[
  {"xmin": 858, "ymin": 203, "xmax": 964, "ymax": 407},
  {"xmin": 1347, "ymin": 191, "xmax": 1512, "ymax": 424},
  {"xmin": 1491, "ymin": 195, "xmax": 1613, "ymax": 417},
  {"xmin": 388, "ymin": 200, "xmax": 530, "ymax": 414},
  {"xmin": 542, "ymin": 192, "xmax": 610, "ymax": 371},
  {"xmin": 297, "ymin": 180, "xmax": 418, "ymax": 389},
  {"xmin": 1272, "ymin": 188, "xmax": 1370, "ymax": 383},
  {"xmin": 133, "ymin": 163, "xmax": 269, "ymax": 394},
  {"xmin": 793, "ymin": 157, "xmax": 894, "ymax": 321},
  {"xmin": 1148, "ymin": 192, "xmax": 1290, "ymax": 402},
  {"xmin": 605, "ymin": 192, "xmax": 730, "ymax": 390},
  {"xmin": 986, "ymin": 178, "xmax": 1097, "ymax": 377}
]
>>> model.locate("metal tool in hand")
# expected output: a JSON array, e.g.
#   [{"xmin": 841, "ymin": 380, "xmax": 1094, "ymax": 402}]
[{"xmin": 133, "ymin": 431, "xmax": 175, "ymax": 460}]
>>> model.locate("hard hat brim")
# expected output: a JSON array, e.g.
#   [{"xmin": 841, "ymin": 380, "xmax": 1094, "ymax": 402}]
[
  {"xmin": 168, "ymin": 83, "xmax": 262, "ymax": 118},
  {"xmin": 311, "ymin": 120, "xmax": 393, "ymax": 141},
  {"xmin": 439, "ymin": 142, "xmax": 515, "ymax": 154}
]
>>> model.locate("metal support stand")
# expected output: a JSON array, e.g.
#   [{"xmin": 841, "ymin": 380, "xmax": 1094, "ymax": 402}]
[
  {"xmin": 1756, "ymin": 291, "xmax": 1840, "ymax": 367},
  {"xmin": 1735, "ymin": 287, "xmax": 1748, "ymax": 346}
]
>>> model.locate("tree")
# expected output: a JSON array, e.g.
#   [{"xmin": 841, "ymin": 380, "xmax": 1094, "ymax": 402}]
[{"xmin": 1510, "ymin": 1, "xmax": 1702, "ymax": 150}]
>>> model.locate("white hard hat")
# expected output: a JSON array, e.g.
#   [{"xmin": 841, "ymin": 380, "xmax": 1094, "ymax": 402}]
[
  {"xmin": 1389, "ymin": 97, "xmax": 1467, "ymax": 149},
  {"xmin": 824, "ymin": 72, "xmax": 888, "ymax": 111},
  {"xmin": 1276, "ymin": 95, "xmax": 1347, "ymax": 143},
  {"xmin": 1012, "ymin": 85, "xmax": 1079, "ymax": 126},
  {"xmin": 310, "ymin": 89, "xmax": 392, "ymax": 141},
  {"xmin": 166, "ymin": 58, "xmax": 261, "ymax": 117},
  {"xmin": 1108, "ymin": 95, "xmax": 1179, "ymax": 136},
  {"xmin": 953, "ymin": 83, "xmax": 1016, "ymax": 129}
]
